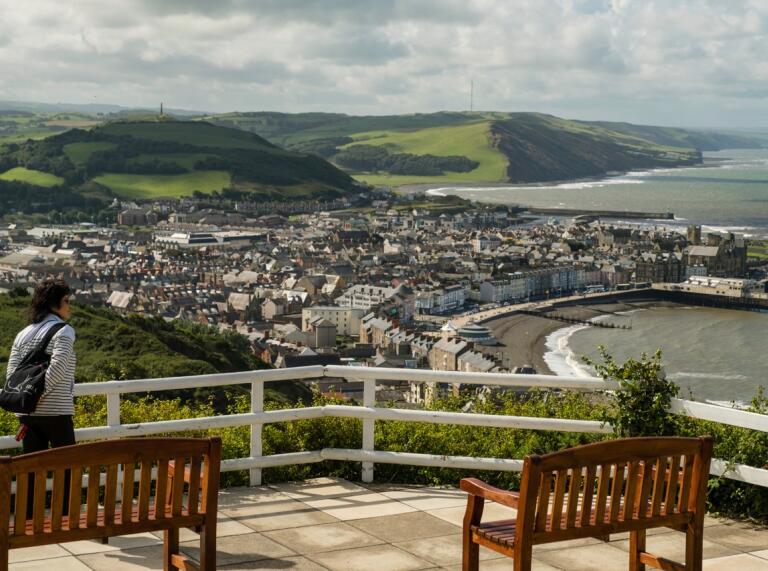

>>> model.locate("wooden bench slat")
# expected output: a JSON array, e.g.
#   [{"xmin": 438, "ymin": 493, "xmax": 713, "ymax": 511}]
[
  {"xmin": 154, "ymin": 459, "xmax": 169, "ymax": 520},
  {"xmin": 67, "ymin": 467, "xmax": 82, "ymax": 530},
  {"xmin": 171, "ymin": 457, "xmax": 186, "ymax": 517},
  {"xmin": 32, "ymin": 471, "xmax": 46, "ymax": 534},
  {"xmin": 637, "ymin": 460, "xmax": 655, "ymax": 519},
  {"xmin": 138, "ymin": 461, "xmax": 153, "ymax": 522},
  {"xmin": 104, "ymin": 464, "xmax": 118, "ymax": 527},
  {"xmin": 664, "ymin": 455, "xmax": 680, "ymax": 515},
  {"xmin": 50, "ymin": 469, "xmax": 66, "ymax": 532},
  {"xmin": 593, "ymin": 464, "xmax": 610, "ymax": 526},
  {"xmin": 565, "ymin": 467, "xmax": 581, "ymax": 528},
  {"xmin": 120, "ymin": 463, "xmax": 135, "ymax": 525},
  {"xmin": 622, "ymin": 461, "xmax": 639, "ymax": 522},
  {"xmin": 580, "ymin": 465, "xmax": 596, "ymax": 528},
  {"xmin": 534, "ymin": 472, "xmax": 551, "ymax": 532},
  {"xmin": 14, "ymin": 473, "xmax": 28, "ymax": 537},
  {"xmin": 86, "ymin": 465, "xmax": 100, "ymax": 528},
  {"xmin": 678, "ymin": 454, "xmax": 695, "ymax": 512},
  {"xmin": 550, "ymin": 469, "xmax": 567, "ymax": 531},
  {"xmin": 650, "ymin": 458, "xmax": 666, "ymax": 518},
  {"xmin": 608, "ymin": 462, "xmax": 625, "ymax": 523},
  {"xmin": 188, "ymin": 457, "xmax": 201, "ymax": 515}
]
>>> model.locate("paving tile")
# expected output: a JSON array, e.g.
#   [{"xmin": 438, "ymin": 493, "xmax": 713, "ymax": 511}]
[
  {"xmin": 394, "ymin": 533, "xmax": 504, "ymax": 566},
  {"xmin": 533, "ymin": 537, "xmax": 604, "ymax": 553},
  {"xmin": 271, "ymin": 477, "xmax": 369, "ymax": 501},
  {"xmin": 703, "ymin": 553, "xmax": 768, "ymax": 570},
  {"xmin": 700, "ymin": 523, "xmax": 768, "ymax": 552},
  {"xmin": 9, "ymin": 544, "xmax": 70, "ymax": 563},
  {"xmin": 441, "ymin": 558, "xmax": 562, "ymax": 570},
  {"xmin": 535, "ymin": 541, "xmax": 632, "ymax": 571},
  {"xmin": 180, "ymin": 532, "xmax": 294, "ymax": 566},
  {"xmin": 752, "ymin": 549, "xmax": 768, "ymax": 559},
  {"xmin": 427, "ymin": 501, "xmax": 517, "ymax": 527},
  {"xmin": 348, "ymin": 512, "xmax": 462, "ymax": 543},
  {"xmin": 10, "ymin": 556, "xmax": 91, "ymax": 571},
  {"xmin": 613, "ymin": 530, "xmax": 739, "ymax": 562},
  {"xmin": 77, "ymin": 544, "xmax": 165, "ymax": 570},
  {"xmin": 307, "ymin": 544, "xmax": 432, "ymax": 571},
  {"xmin": 150, "ymin": 513, "xmax": 253, "ymax": 542},
  {"xmin": 222, "ymin": 492, "xmax": 338, "ymax": 531},
  {"xmin": 377, "ymin": 486, "xmax": 468, "ymax": 510},
  {"xmin": 218, "ymin": 486, "xmax": 288, "ymax": 508},
  {"xmin": 302, "ymin": 491, "xmax": 417, "ymax": 520},
  {"xmin": 220, "ymin": 556, "xmax": 330, "ymax": 570},
  {"xmin": 263, "ymin": 522, "xmax": 384, "ymax": 554},
  {"xmin": 60, "ymin": 532, "xmax": 162, "ymax": 555}
]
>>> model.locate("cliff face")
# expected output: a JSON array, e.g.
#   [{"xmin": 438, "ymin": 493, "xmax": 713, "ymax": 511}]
[{"xmin": 491, "ymin": 115, "xmax": 702, "ymax": 183}]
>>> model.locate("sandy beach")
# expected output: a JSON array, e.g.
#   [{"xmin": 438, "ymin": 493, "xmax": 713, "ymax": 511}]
[{"xmin": 479, "ymin": 300, "xmax": 668, "ymax": 375}]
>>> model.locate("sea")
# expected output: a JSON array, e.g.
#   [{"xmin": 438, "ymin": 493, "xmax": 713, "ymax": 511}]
[
  {"xmin": 427, "ymin": 148, "xmax": 768, "ymax": 237},
  {"xmin": 544, "ymin": 307, "xmax": 768, "ymax": 405},
  {"xmin": 430, "ymin": 148, "xmax": 768, "ymax": 403}
]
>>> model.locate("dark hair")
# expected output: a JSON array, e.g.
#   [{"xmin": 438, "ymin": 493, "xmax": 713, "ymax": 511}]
[{"xmin": 27, "ymin": 279, "xmax": 71, "ymax": 324}]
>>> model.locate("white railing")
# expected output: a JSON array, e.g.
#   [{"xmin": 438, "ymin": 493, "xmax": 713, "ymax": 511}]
[{"xmin": 3, "ymin": 366, "xmax": 766, "ymax": 488}]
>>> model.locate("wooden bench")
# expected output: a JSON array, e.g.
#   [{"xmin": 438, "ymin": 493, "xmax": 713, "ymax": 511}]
[
  {"xmin": 461, "ymin": 436, "xmax": 713, "ymax": 571},
  {"xmin": 0, "ymin": 436, "xmax": 221, "ymax": 571}
]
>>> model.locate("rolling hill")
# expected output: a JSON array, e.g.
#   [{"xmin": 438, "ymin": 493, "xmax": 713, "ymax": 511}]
[
  {"xmin": 0, "ymin": 119, "xmax": 359, "ymax": 210},
  {"xmin": 0, "ymin": 292, "xmax": 310, "ymax": 409},
  {"xmin": 203, "ymin": 111, "xmax": 764, "ymax": 187}
]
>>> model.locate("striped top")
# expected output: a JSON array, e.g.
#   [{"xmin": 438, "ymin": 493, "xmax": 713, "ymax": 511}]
[{"xmin": 6, "ymin": 314, "xmax": 76, "ymax": 416}]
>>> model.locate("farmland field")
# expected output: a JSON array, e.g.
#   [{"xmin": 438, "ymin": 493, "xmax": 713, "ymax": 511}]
[
  {"xmin": 64, "ymin": 142, "xmax": 118, "ymax": 165},
  {"xmin": 346, "ymin": 121, "xmax": 508, "ymax": 186},
  {"xmin": 93, "ymin": 170, "xmax": 231, "ymax": 199},
  {"xmin": 0, "ymin": 167, "xmax": 64, "ymax": 187}
]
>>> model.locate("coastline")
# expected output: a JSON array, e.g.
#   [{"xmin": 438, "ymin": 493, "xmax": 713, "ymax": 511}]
[{"xmin": 480, "ymin": 301, "xmax": 668, "ymax": 376}]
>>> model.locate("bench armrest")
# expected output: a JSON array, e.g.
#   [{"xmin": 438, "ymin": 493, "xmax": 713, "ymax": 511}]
[{"xmin": 460, "ymin": 477, "xmax": 520, "ymax": 509}]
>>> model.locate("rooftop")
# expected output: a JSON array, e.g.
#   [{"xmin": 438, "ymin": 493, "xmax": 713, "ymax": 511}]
[{"xmin": 11, "ymin": 477, "xmax": 768, "ymax": 570}]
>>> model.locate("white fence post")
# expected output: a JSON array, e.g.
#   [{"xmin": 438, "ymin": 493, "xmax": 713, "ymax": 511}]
[
  {"xmin": 106, "ymin": 392, "xmax": 121, "ymax": 428},
  {"xmin": 106, "ymin": 392, "xmax": 122, "ymax": 496},
  {"xmin": 250, "ymin": 380, "xmax": 264, "ymax": 486},
  {"xmin": 361, "ymin": 378, "xmax": 375, "ymax": 483}
]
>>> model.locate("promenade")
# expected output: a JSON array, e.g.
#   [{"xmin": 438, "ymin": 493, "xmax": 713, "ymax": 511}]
[{"xmin": 11, "ymin": 477, "xmax": 767, "ymax": 570}]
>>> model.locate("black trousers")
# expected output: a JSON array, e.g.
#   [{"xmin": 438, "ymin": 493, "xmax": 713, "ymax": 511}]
[{"xmin": 19, "ymin": 415, "xmax": 76, "ymax": 517}]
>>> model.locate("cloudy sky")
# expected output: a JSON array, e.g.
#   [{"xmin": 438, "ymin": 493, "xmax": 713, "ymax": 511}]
[{"xmin": 0, "ymin": 0, "xmax": 766, "ymax": 127}]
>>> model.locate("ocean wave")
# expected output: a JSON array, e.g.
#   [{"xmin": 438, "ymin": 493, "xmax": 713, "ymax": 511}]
[
  {"xmin": 543, "ymin": 324, "xmax": 595, "ymax": 377},
  {"xmin": 669, "ymin": 372, "xmax": 750, "ymax": 381}
]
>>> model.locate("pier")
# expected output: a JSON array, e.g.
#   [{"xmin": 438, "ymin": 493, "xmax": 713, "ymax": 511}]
[
  {"xmin": 525, "ymin": 207, "xmax": 675, "ymax": 220},
  {"xmin": 517, "ymin": 308, "xmax": 632, "ymax": 329}
]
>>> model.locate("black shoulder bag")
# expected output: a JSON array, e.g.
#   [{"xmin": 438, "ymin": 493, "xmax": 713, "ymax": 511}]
[{"xmin": 0, "ymin": 323, "xmax": 67, "ymax": 414}]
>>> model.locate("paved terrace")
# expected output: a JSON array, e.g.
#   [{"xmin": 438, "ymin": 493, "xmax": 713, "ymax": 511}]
[{"xmin": 9, "ymin": 477, "xmax": 768, "ymax": 571}]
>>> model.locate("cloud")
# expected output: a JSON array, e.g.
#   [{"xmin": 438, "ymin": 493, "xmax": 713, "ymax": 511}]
[{"xmin": 0, "ymin": 0, "xmax": 766, "ymax": 126}]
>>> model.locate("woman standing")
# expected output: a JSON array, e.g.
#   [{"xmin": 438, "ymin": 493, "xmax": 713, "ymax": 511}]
[{"xmin": 6, "ymin": 278, "xmax": 77, "ymax": 452}]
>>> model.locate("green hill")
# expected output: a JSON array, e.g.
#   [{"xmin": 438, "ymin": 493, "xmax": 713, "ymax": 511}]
[
  {"xmin": 0, "ymin": 120, "xmax": 359, "ymax": 212},
  {"xmin": 0, "ymin": 292, "xmax": 309, "ymax": 409},
  {"xmin": 204, "ymin": 111, "xmax": 763, "ymax": 187}
]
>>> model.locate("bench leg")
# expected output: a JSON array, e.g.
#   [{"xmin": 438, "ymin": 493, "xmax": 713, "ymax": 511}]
[
  {"xmin": 164, "ymin": 528, "xmax": 179, "ymax": 571},
  {"xmin": 686, "ymin": 522, "xmax": 703, "ymax": 571},
  {"xmin": 461, "ymin": 530, "xmax": 479, "ymax": 571},
  {"xmin": 199, "ymin": 521, "xmax": 216, "ymax": 571},
  {"xmin": 629, "ymin": 529, "xmax": 646, "ymax": 571}
]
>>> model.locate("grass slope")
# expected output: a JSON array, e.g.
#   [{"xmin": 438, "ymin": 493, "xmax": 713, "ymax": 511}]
[
  {"xmin": 100, "ymin": 121, "xmax": 285, "ymax": 152},
  {"xmin": 0, "ymin": 293, "xmax": 310, "ymax": 407},
  {"xmin": 0, "ymin": 166, "xmax": 64, "ymax": 186},
  {"xmin": 63, "ymin": 142, "xmax": 118, "ymax": 165},
  {"xmin": 93, "ymin": 170, "xmax": 231, "ymax": 199},
  {"xmin": 207, "ymin": 111, "xmax": 735, "ymax": 187},
  {"xmin": 0, "ymin": 120, "xmax": 358, "ymax": 203},
  {"xmin": 349, "ymin": 121, "xmax": 508, "ymax": 186}
]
